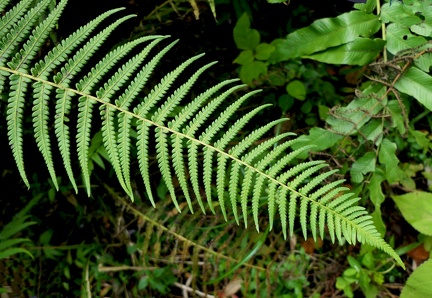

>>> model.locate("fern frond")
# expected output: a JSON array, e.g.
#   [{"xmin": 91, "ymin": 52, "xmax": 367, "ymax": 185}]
[
  {"xmin": 115, "ymin": 37, "xmax": 169, "ymax": 198},
  {"xmin": 0, "ymin": 0, "xmax": 405, "ymax": 269},
  {"xmin": 0, "ymin": 0, "xmax": 13, "ymax": 14},
  {"xmin": 32, "ymin": 8, "xmax": 127, "ymax": 79},
  {"xmin": 0, "ymin": 0, "xmax": 50, "ymax": 66},
  {"xmin": 6, "ymin": 74, "xmax": 31, "ymax": 187},
  {"xmin": 98, "ymin": 37, "xmax": 167, "ymax": 198},
  {"xmin": 0, "ymin": 0, "xmax": 32, "ymax": 38},
  {"xmin": 184, "ymin": 84, "xmax": 247, "ymax": 213},
  {"xmin": 10, "ymin": 0, "xmax": 67, "ymax": 71}
]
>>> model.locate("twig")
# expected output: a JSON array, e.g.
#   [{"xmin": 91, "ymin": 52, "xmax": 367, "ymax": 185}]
[{"xmin": 174, "ymin": 282, "xmax": 215, "ymax": 298}]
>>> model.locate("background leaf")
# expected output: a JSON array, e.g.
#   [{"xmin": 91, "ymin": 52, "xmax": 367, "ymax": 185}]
[
  {"xmin": 378, "ymin": 138, "xmax": 405, "ymax": 184},
  {"xmin": 401, "ymin": 258, "xmax": 432, "ymax": 298},
  {"xmin": 273, "ymin": 11, "xmax": 380, "ymax": 61},
  {"xmin": 286, "ymin": 80, "xmax": 306, "ymax": 100},
  {"xmin": 392, "ymin": 191, "xmax": 432, "ymax": 236},
  {"xmin": 385, "ymin": 23, "xmax": 427, "ymax": 55},
  {"xmin": 305, "ymin": 38, "xmax": 385, "ymax": 65},
  {"xmin": 394, "ymin": 67, "xmax": 432, "ymax": 111},
  {"xmin": 233, "ymin": 13, "xmax": 260, "ymax": 51},
  {"xmin": 350, "ymin": 152, "xmax": 376, "ymax": 184}
]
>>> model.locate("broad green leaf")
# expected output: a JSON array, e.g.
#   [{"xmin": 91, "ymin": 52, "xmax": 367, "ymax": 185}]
[
  {"xmin": 305, "ymin": 38, "xmax": 385, "ymax": 65},
  {"xmin": 326, "ymin": 84, "xmax": 387, "ymax": 135},
  {"xmin": 354, "ymin": 0, "xmax": 376, "ymax": 14},
  {"xmin": 233, "ymin": 13, "xmax": 260, "ymax": 51},
  {"xmin": 401, "ymin": 259, "xmax": 432, "ymax": 298},
  {"xmin": 386, "ymin": 23, "xmax": 427, "ymax": 55},
  {"xmin": 415, "ymin": 51, "xmax": 432, "ymax": 72},
  {"xmin": 255, "ymin": 43, "xmax": 275, "ymax": 61},
  {"xmin": 378, "ymin": 138, "xmax": 405, "ymax": 184},
  {"xmin": 359, "ymin": 119, "xmax": 383, "ymax": 145},
  {"xmin": 410, "ymin": 128, "xmax": 430, "ymax": 150},
  {"xmin": 233, "ymin": 50, "xmax": 254, "ymax": 65},
  {"xmin": 291, "ymin": 127, "xmax": 343, "ymax": 159},
  {"xmin": 387, "ymin": 100, "xmax": 406, "ymax": 135},
  {"xmin": 381, "ymin": 3, "xmax": 422, "ymax": 27},
  {"xmin": 286, "ymin": 80, "xmax": 306, "ymax": 100},
  {"xmin": 368, "ymin": 168, "xmax": 386, "ymax": 236},
  {"xmin": 392, "ymin": 191, "xmax": 432, "ymax": 236},
  {"xmin": 411, "ymin": 23, "xmax": 432, "ymax": 37},
  {"xmin": 350, "ymin": 152, "xmax": 376, "ymax": 184},
  {"xmin": 394, "ymin": 67, "xmax": 432, "ymax": 111},
  {"xmin": 273, "ymin": 11, "xmax": 380, "ymax": 61},
  {"xmin": 239, "ymin": 61, "xmax": 267, "ymax": 84}
]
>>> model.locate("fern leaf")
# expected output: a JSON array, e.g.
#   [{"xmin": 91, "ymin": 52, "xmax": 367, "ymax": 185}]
[
  {"xmin": 203, "ymin": 146, "xmax": 216, "ymax": 213},
  {"xmin": 201, "ymin": 90, "xmax": 262, "ymax": 212},
  {"xmin": 32, "ymin": 8, "xmax": 127, "ymax": 79},
  {"xmin": 8, "ymin": 0, "xmax": 67, "ymax": 71},
  {"xmin": 267, "ymin": 181, "xmax": 279, "ymax": 230},
  {"xmin": 153, "ymin": 59, "xmax": 220, "ymax": 210},
  {"xmin": 172, "ymin": 134, "xmax": 193, "ymax": 211},
  {"xmin": 98, "ymin": 39, "xmax": 167, "ymax": 198},
  {"xmin": 137, "ymin": 121, "xmax": 154, "ymax": 206},
  {"xmin": 228, "ymin": 119, "xmax": 289, "ymax": 225},
  {"xmin": 0, "ymin": 0, "xmax": 49, "ymax": 66},
  {"xmin": 0, "ymin": 0, "xmax": 13, "ymax": 14},
  {"xmin": 288, "ymin": 163, "xmax": 328, "ymax": 237},
  {"xmin": 236, "ymin": 132, "xmax": 295, "ymax": 228},
  {"xmin": 240, "ymin": 168, "xmax": 254, "ymax": 228},
  {"xmin": 101, "ymin": 104, "xmax": 133, "ymax": 197},
  {"xmin": 169, "ymin": 79, "xmax": 243, "ymax": 213},
  {"xmin": 216, "ymin": 105, "xmax": 272, "ymax": 220},
  {"xmin": 155, "ymin": 60, "xmax": 218, "ymax": 210},
  {"xmin": 78, "ymin": 36, "xmax": 165, "ymax": 93},
  {"xmin": 55, "ymin": 15, "xmax": 136, "ymax": 85},
  {"xmin": 309, "ymin": 181, "xmax": 347, "ymax": 241},
  {"xmin": 6, "ymin": 74, "xmax": 31, "ymax": 187},
  {"xmin": 185, "ymin": 84, "xmax": 246, "ymax": 212},
  {"xmin": 114, "ymin": 37, "xmax": 171, "ymax": 199},
  {"xmin": 155, "ymin": 127, "xmax": 179, "ymax": 209},
  {"xmin": 32, "ymin": 82, "xmax": 58, "ymax": 189},
  {"xmin": 69, "ymin": 15, "xmax": 136, "ymax": 195},
  {"xmin": 0, "ymin": 0, "xmax": 32, "ymax": 38},
  {"xmin": 152, "ymin": 56, "xmax": 212, "ymax": 124},
  {"xmin": 30, "ymin": 10, "xmax": 129, "ymax": 194},
  {"xmin": 277, "ymin": 186, "xmax": 289, "ymax": 238},
  {"xmin": 76, "ymin": 96, "xmax": 96, "ymax": 196},
  {"xmin": 54, "ymin": 88, "xmax": 77, "ymax": 192},
  {"xmin": 169, "ymin": 79, "xmax": 241, "ymax": 130}
]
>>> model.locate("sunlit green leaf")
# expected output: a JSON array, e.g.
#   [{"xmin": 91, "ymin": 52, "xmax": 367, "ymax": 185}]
[
  {"xmin": 255, "ymin": 43, "xmax": 275, "ymax": 60},
  {"xmin": 305, "ymin": 38, "xmax": 385, "ymax": 65},
  {"xmin": 291, "ymin": 127, "xmax": 343, "ymax": 159},
  {"xmin": 401, "ymin": 259, "xmax": 432, "ymax": 298},
  {"xmin": 394, "ymin": 67, "xmax": 432, "ymax": 111},
  {"xmin": 378, "ymin": 139, "xmax": 405, "ymax": 184},
  {"xmin": 392, "ymin": 191, "xmax": 432, "ymax": 236},
  {"xmin": 286, "ymin": 80, "xmax": 306, "ymax": 100},
  {"xmin": 273, "ymin": 11, "xmax": 380, "ymax": 61},
  {"xmin": 233, "ymin": 13, "xmax": 260, "ymax": 51},
  {"xmin": 386, "ymin": 23, "xmax": 427, "ymax": 55},
  {"xmin": 350, "ymin": 152, "xmax": 376, "ymax": 184},
  {"xmin": 239, "ymin": 61, "xmax": 267, "ymax": 84},
  {"xmin": 233, "ymin": 50, "xmax": 254, "ymax": 65}
]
